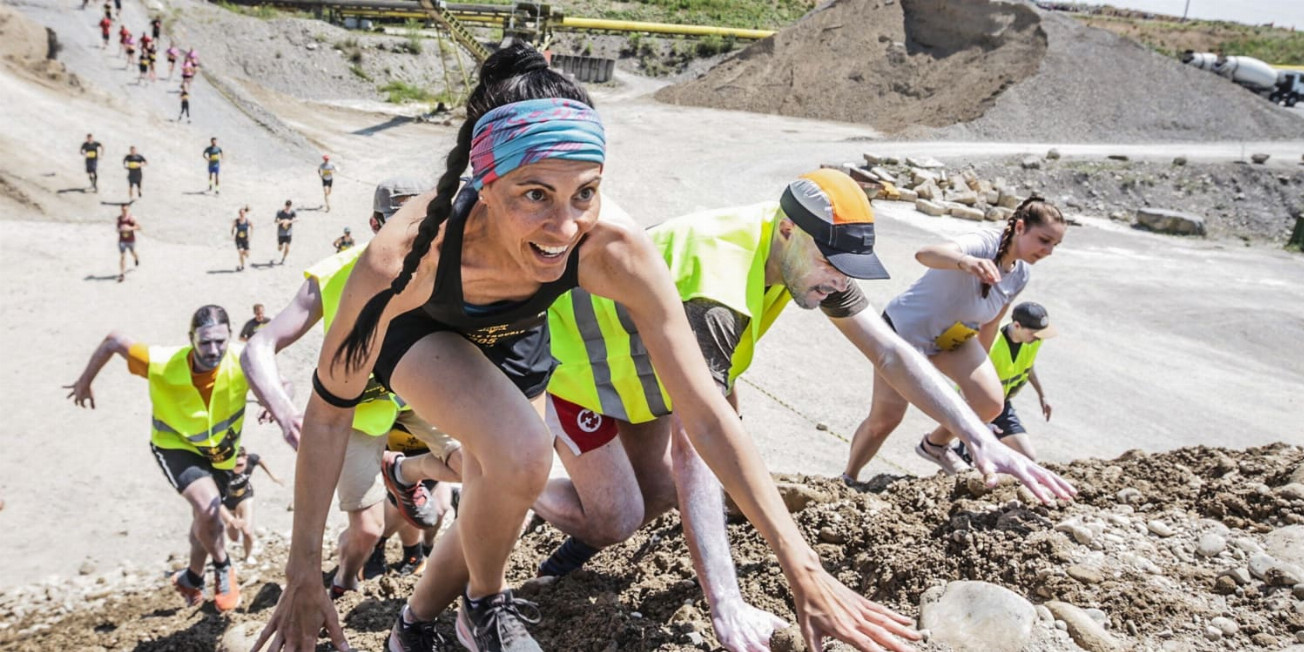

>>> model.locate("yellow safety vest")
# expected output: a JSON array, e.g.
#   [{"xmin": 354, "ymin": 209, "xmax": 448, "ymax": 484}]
[
  {"xmin": 548, "ymin": 202, "xmax": 792, "ymax": 423},
  {"xmin": 305, "ymin": 245, "xmax": 406, "ymax": 436},
  {"xmin": 148, "ymin": 345, "xmax": 248, "ymax": 469},
  {"xmin": 989, "ymin": 330, "xmax": 1042, "ymax": 399}
]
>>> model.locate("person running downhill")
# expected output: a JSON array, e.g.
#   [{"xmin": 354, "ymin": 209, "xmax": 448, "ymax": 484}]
[
  {"xmin": 81, "ymin": 134, "xmax": 104, "ymax": 191},
  {"xmin": 333, "ymin": 227, "xmax": 354, "ymax": 253},
  {"xmin": 232, "ymin": 206, "xmax": 252, "ymax": 271},
  {"xmin": 203, "ymin": 137, "xmax": 223, "ymax": 194},
  {"xmin": 136, "ymin": 45, "xmax": 149, "ymax": 82},
  {"xmin": 843, "ymin": 197, "xmax": 1068, "ymax": 480},
  {"xmin": 165, "ymin": 43, "xmax": 179, "ymax": 77},
  {"xmin": 99, "ymin": 15, "xmax": 112, "ymax": 48},
  {"xmin": 180, "ymin": 58, "xmax": 196, "ymax": 93},
  {"xmin": 252, "ymin": 43, "xmax": 920, "ymax": 652},
  {"xmin": 239, "ymin": 304, "xmax": 271, "ymax": 342},
  {"xmin": 117, "ymin": 25, "xmax": 128, "ymax": 54},
  {"xmin": 123, "ymin": 33, "xmax": 136, "ymax": 66},
  {"xmin": 274, "ymin": 200, "xmax": 296, "ymax": 265},
  {"xmin": 115, "ymin": 204, "xmax": 140, "ymax": 282},
  {"xmin": 178, "ymin": 84, "xmax": 191, "ymax": 123},
  {"xmin": 318, "ymin": 155, "xmax": 336, "ymax": 212},
  {"xmin": 151, "ymin": 16, "xmax": 161, "ymax": 41},
  {"xmin": 523, "ymin": 171, "xmax": 1077, "ymax": 651},
  {"xmin": 243, "ymin": 178, "xmax": 465, "ymax": 601},
  {"xmin": 147, "ymin": 42, "xmax": 158, "ymax": 81},
  {"xmin": 219, "ymin": 448, "xmax": 281, "ymax": 563},
  {"xmin": 123, "ymin": 146, "xmax": 146, "ymax": 199},
  {"xmin": 65, "ymin": 305, "xmax": 259, "ymax": 613}
]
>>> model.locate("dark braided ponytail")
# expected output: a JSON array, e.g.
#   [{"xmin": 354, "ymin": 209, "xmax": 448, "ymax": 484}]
[
  {"xmin": 333, "ymin": 42, "xmax": 594, "ymax": 372},
  {"xmin": 981, "ymin": 196, "xmax": 1064, "ymax": 298}
]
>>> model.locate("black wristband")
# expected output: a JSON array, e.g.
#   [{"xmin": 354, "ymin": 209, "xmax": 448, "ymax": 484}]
[{"xmin": 312, "ymin": 370, "xmax": 365, "ymax": 408}]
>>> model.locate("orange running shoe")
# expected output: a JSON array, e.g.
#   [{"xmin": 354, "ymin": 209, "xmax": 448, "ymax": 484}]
[
  {"xmin": 213, "ymin": 563, "xmax": 241, "ymax": 612},
  {"xmin": 170, "ymin": 569, "xmax": 203, "ymax": 607}
]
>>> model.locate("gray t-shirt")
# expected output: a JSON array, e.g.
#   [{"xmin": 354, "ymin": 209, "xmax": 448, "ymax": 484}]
[
  {"xmin": 884, "ymin": 229, "xmax": 1028, "ymax": 355},
  {"xmin": 686, "ymin": 282, "xmax": 870, "ymax": 392},
  {"xmin": 275, "ymin": 209, "xmax": 296, "ymax": 236}
]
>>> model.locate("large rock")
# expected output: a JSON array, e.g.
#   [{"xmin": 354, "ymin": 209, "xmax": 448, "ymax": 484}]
[
  {"xmin": 1045, "ymin": 602, "xmax": 1122, "ymax": 652},
  {"xmin": 998, "ymin": 192, "xmax": 1027, "ymax": 209},
  {"xmin": 1134, "ymin": 208, "xmax": 1206, "ymax": 236},
  {"xmin": 1265, "ymin": 526, "xmax": 1304, "ymax": 567},
  {"xmin": 897, "ymin": 188, "xmax": 919, "ymax": 202},
  {"xmin": 907, "ymin": 156, "xmax": 945, "ymax": 170},
  {"xmin": 919, "ymin": 581, "xmax": 1036, "ymax": 652},
  {"xmin": 916, "ymin": 199, "xmax": 947, "ymax": 216},
  {"xmin": 949, "ymin": 205, "xmax": 986, "ymax": 221},
  {"xmin": 944, "ymin": 189, "xmax": 979, "ymax": 205},
  {"xmin": 774, "ymin": 482, "xmax": 830, "ymax": 513},
  {"xmin": 1291, "ymin": 464, "xmax": 1304, "ymax": 486},
  {"xmin": 915, "ymin": 180, "xmax": 941, "ymax": 201}
]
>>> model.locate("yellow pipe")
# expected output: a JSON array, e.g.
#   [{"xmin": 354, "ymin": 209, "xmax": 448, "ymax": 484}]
[{"xmin": 558, "ymin": 16, "xmax": 773, "ymax": 39}]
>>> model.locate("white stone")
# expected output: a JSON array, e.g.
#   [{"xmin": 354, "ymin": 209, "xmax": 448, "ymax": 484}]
[
  {"xmin": 1134, "ymin": 208, "xmax": 1206, "ymax": 237},
  {"xmin": 1147, "ymin": 520, "xmax": 1175, "ymax": 537},
  {"xmin": 919, "ymin": 581, "xmax": 1036, "ymax": 652},
  {"xmin": 1211, "ymin": 617, "xmax": 1238, "ymax": 636},
  {"xmin": 1046, "ymin": 602, "xmax": 1122, "ymax": 652},
  {"xmin": 916, "ymin": 199, "xmax": 947, "ymax": 217},
  {"xmin": 1197, "ymin": 534, "xmax": 1226, "ymax": 557}
]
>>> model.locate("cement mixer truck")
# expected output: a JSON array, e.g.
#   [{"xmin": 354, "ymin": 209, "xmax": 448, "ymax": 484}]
[{"xmin": 1183, "ymin": 51, "xmax": 1303, "ymax": 107}]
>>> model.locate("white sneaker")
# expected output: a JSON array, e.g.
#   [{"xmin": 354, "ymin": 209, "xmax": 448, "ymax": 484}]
[{"xmin": 915, "ymin": 436, "xmax": 972, "ymax": 475}]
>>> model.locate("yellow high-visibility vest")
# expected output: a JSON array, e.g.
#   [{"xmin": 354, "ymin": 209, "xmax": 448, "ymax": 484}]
[
  {"xmin": 989, "ymin": 331, "xmax": 1042, "ymax": 399},
  {"xmin": 305, "ymin": 245, "xmax": 406, "ymax": 436},
  {"xmin": 148, "ymin": 345, "xmax": 248, "ymax": 469},
  {"xmin": 548, "ymin": 202, "xmax": 792, "ymax": 423}
]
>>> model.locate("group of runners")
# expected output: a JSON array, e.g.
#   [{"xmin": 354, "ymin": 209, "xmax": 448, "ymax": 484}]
[
  {"xmin": 67, "ymin": 42, "xmax": 1080, "ymax": 652},
  {"xmin": 93, "ymin": 4, "xmax": 199, "ymax": 124}
]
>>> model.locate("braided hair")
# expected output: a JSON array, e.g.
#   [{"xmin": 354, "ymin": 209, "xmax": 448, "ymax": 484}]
[
  {"xmin": 334, "ymin": 43, "xmax": 593, "ymax": 372},
  {"xmin": 981, "ymin": 196, "xmax": 1064, "ymax": 298}
]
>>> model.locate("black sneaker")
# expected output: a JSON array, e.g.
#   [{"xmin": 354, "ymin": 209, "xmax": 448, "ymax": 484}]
[
  {"xmin": 363, "ymin": 538, "xmax": 388, "ymax": 580},
  {"xmin": 455, "ymin": 589, "xmax": 541, "ymax": 652},
  {"xmin": 388, "ymin": 605, "xmax": 447, "ymax": 652},
  {"xmin": 397, "ymin": 544, "xmax": 427, "ymax": 576}
]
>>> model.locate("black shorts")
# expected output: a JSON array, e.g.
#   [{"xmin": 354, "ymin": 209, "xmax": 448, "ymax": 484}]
[
  {"xmin": 235, "ymin": 236, "xmax": 249, "ymax": 251},
  {"xmin": 222, "ymin": 487, "xmax": 253, "ymax": 510},
  {"xmin": 277, "ymin": 234, "xmax": 292, "ymax": 245},
  {"xmin": 322, "ymin": 178, "xmax": 333, "ymax": 188},
  {"xmin": 85, "ymin": 160, "xmax": 98, "ymax": 173},
  {"xmin": 128, "ymin": 171, "xmax": 142, "ymax": 186},
  {"xmin": 373, "ymin": 309, "xmax": 556, "ymax": 399},
  {"xmin": 991, "ymin": 400, "xmax": 1027, "ymax": 438},
  {"xmin": 151, "ymin": 444, "xmax": 230, "ymax": 495}
]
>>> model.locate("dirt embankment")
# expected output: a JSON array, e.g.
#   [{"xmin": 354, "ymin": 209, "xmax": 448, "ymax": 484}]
[
  {"xmin": 656, "ymin": 0, "xmax": 1304, "ymax": 143},
  {"xmin": 3, "ymin": 443, "xmax": 1301, "ymax": 651}
]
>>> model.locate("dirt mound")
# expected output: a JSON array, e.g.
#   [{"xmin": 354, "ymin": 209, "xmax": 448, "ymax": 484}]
[
  {"xmin": 656, "ymin": 0, "xmax": 1304, "ymax": 142},
  {"xmin": 3, "ymin": 443, "xmax": 1301, "ymax": 650},
  {"xmin": 0, "ymin": 4, "xmax": 82, "ymax": 92},
  {"xmin": 655, "ymin": 0, "xmax": 1047, "ymax": 134}
]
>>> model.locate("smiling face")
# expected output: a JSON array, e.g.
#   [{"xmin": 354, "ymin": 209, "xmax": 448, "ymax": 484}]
[
  {"xmin": 1011, "ymin": 220, "xmax": 1067, "ymax": 264},
  {"xmin": 776, "ymin": 220, "xmax": 851, "ymax": 310},
  {"xmin": 189, "ymin": 323, "xmax": 231, "ymax": 372},
  {"xmin": 478, "ymin": 158, "xmax": 602, "ymax": 283}
]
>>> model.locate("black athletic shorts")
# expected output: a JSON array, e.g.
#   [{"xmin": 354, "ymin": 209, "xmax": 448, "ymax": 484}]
[
  {"xmin": 277, "ymin": 234, "xmax": 291, "ymax": 245},
  {"xmin": 372, "ymin": 308, "xmax": 556, "ymax": 400},
  {"xmin": 128, "ymin": 171, "xmax": 142, "ymax": 185},
  {"xmin": 235, "ymin": 236, "xmax": 249, "ymax": 251},
  {"xmin": 322, "ymin": 178, "xmax": 333, "ymax": 188},
  {"xmin": 222, "ymin": 486, "xmax": 252, "ymax": 510},
  {"xmin": 151, "ymin": 444, "xmax": 231, "ymax": 495},
  {"xmin": 991, "ymin": 400, "xmax": 1026, "ymax": 438},
  {"xmin": 85, "ymin": 159, "xmax": 98, "ymax": 173}
]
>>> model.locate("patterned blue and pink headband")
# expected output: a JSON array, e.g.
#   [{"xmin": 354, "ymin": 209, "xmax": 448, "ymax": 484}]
[{"xmin": 468, "ymin": 98, "xmax": 606, "ymax": 190}]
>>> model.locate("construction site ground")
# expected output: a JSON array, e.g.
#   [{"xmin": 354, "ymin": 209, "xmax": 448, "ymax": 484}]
[{"xmin": 1, "ymin": 0, "xmax": 1302, "ymax": 649}]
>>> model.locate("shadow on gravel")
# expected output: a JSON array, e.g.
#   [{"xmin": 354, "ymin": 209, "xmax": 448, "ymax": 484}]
[
  {"xmin": 352, "ymin": 115, "xmax": 411, "ymax": 136},
  {"xmin": 181, "ymin": 190, "xmax": 209, "ymax": 196},
  {"xmin": 55, "ymin": 187, "xmax": 89, "ymax": 194},
  {"xmin": 99, "ymin": 200, "xmax": 133, "ymax": 206},
  {"xmin": 248, "ymin": 582, "xmax": 282, "ymax": 613},
  {"xmin": 206, "ymin": 268, "xmax": 238, "ymax": 274},
  {"xmin": 83, "ymin": 274, "xmax": 122, "ymax": 281}
]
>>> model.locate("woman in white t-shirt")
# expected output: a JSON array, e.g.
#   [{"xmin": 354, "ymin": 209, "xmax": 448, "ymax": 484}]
[{"xmin": 843, "ymin": 198, "xmax": 1067, "ymax": 479}]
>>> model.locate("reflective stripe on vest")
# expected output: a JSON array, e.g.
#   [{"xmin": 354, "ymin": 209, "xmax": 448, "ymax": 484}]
[
  {"xmin": 989, "ymin": 331, "xmax": 1042, "ymax": 399},
  {"xmin": 547, "ymin": 202, "xmax": 792, "ymax": 423},
  {"xmin": 305, "ymin": 245, "xmax": 405, "ymax": 436},
  {"xmin": 147, "ymin": 344, "xmax": 249, "ymax": 469}
]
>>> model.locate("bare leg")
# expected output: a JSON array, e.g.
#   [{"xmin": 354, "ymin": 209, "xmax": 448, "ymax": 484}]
[
  {"xmin": 235, "ymin": 500, "xmax": 256, "ymax": 560},
  {"xmin": 336, "ymin": 502, "xmax": 383, "ymax": 590},
  {"xmin": 924, "ymin": 340, "xmax": 1004, "ymax": 447},
  {"xmin": 534, "ymin": 433, "xmax": 643, "ymax": 547},
  {"xmin": 843, "ymin": 368, "xmax": 910, "ymax": 480},
  {"xmin": 180, "ymin": 477, "xmax": 227, "ymax": 575}
]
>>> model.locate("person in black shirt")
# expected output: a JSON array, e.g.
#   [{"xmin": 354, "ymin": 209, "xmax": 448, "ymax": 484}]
[
  {"xmin": 274, "ymin": 200, "xmax": 296, "ymax": 265},
  {"xmin": 178, "ymin": 84, "xmax": 190, "ymax": 123},
  {"xmin": 150, "ymin": 16, "xmax": 161, "ymax": 41},
  {"xmin": 332, "ymin": 226, "xmax": 354, "ymax": 253},
  {"xmin": 239, "ymin": 303, "xmax": 270, "ymax": 341},
  {"xmin": 80, "ymin": 134, "xmax": 104, "ymax": 191},
  {"xmin": 203, "ymin": 137, "xmax": 222, "ymax": 194},
  {"xmin": 122, "ymin": 146, "xmax": 146, "ymax": 199},
  {"xmin": 219, "ymin": 448, "xmax": 282, "ymax": 562}
]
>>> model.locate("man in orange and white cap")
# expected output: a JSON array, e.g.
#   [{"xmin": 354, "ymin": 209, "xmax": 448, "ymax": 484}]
[
  {"xmin": 317, "ymin": 154, "xmax": 337, "ymax": 212},
  {"xmin": 464, "ymin": 169, "xmax": 1077, "ymax": 651}
]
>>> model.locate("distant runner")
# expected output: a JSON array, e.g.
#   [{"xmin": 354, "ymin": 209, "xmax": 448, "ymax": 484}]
[
  {"xmin": 123, "ymin": 146, "xmax": 146, "ymax": 199},
  {"xmin": 180, "ymin": 58, "xmax": 195, "ymax": 93},
  {"xmin": 115, "ymin": 204, "xmax": 140, "ymax": 282},
  {"xmin": 274, "ymin": 200, "xmax": 296, "ymax": 265},
  {"xmin": 136, "ymin": 44, "xmax": 149, "ymax": 82},
  {"xmin": 317, "ymin": 155, "xmax": 336, "ymax": 212},
  {"xmin": 203, "ymin": 137, "xmax": 222, "ymax": 194},
  {"xmin": 117, "ymin": 25, "xmax": 128, "ymax": 54},
  {"xmin": 146, "ymin": 42, "xmax": 158, "ymax": 81},
  {"xmin": 98, "ymin": 16, "xmax": 112, "ymax": 48},
  {"xmin": 80, "ymin": 134, "xmax": 104, "ymax": 191},
  {"xmin": 151, "ymin": 16, "xmax": 161, "ymax": 41},
  {"xmin": 165, "ymin": 44, "xmax": 179, "ymax": 78},
  {"xmin": 123, "ymin": 33, "xmax": 135, "ymax": 65},
  {"xmin": 178, "ymin": 84, "xmax": 190, "ymax": 123},
  {"xmin": 232, "ymin": 206, "xmax": 252, "ymax": 271},
  {"xmin": 332, "ymin": 226, "xmax": 354, "ymax": 253},
  {"xmin": 219, "ymin": 448, "xmax": 281, "ymax": 563},
  {"xmin": 65, "ymin": 305, "xmax": 256, "ymax": 612},
  {"xmin": 239, "ymin": 304, "xmax": 270, "ymax": 342}
]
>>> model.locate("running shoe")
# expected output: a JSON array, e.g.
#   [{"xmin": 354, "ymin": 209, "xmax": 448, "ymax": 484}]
[
  {"xmin": 396, "ymin": 545, "xmax": 427, "ymax": 576},
  {"xmin": 382, "ymin": 453, "xmax": 440, "ymax": 528},
  {"xmin": 213, "ymin": 563, "xmax": 241, "ymax": 612},
  {"xmin": 388, "ymin": 605, "xmax": 446, "ymax": 652},
  {"xmin": 329, "ymin": 582, "xmax": 353, "ymax": 601},
  {"xmin": 363, "ymin": 539, "xmax": 388, "ymax": 580},
  {"xmin": 915, "ymin": 435, "xmax": 972, "ymax": 476},
  {"xmin": 170, "ymin": 569, "xmax": 203, "ymax": 607},
  {"xmin": 455, "ymin": 589, "xmax": 541, "ymax": 652}
]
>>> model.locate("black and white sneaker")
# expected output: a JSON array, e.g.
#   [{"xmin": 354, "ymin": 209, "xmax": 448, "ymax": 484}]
[
  {"xmin": 455, "ymin": 589, "xmax": 541, "ymax": 652},
  {"xmin": 363, "ymin": 538, "xmax": 388, "ymax": 580},
  {"xmin": 388, "ymin": 604, "xmax": 447, "ymax": 652}
]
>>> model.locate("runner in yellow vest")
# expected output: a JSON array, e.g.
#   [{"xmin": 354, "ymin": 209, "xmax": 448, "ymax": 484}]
[
  {"xmin": 242, "ymin": 178, "xmax": 463, "ymax": 598},
  {"xmin": 534, "ymin": 170, "xmax": 1079, "ymax": 651},
  {"xmin": 65, "ymin": 305, "xmax": 252, "ymax": 612},
  {"xmin": 950, "ymin": 302, "xmax": 1057, "ymax": 463}
]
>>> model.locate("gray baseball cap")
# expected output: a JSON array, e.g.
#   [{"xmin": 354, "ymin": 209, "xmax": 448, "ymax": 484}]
[{"xmin": 373, "ymin": 177, "xmax": 428, "ymax": 221}]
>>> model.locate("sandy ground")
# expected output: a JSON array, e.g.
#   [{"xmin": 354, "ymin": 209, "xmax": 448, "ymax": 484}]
[{"xmin": 1, "ymin": 0, "xmax": 1303, "ymax": 591}]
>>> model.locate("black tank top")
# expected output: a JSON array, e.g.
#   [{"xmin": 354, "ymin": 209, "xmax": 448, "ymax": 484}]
[
  {"xmin": 234, "ymin": 220, "xmax": 250, "ymax": 238},
  {"xmin": 419, "ymin": 187, "xmax": 582, "ymax": 347}
]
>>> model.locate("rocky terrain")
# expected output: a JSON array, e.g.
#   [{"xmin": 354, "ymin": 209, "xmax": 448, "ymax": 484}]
[{"xmin": 2, "ymin": 444, "xmax": 1301, "ymax": 651}]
